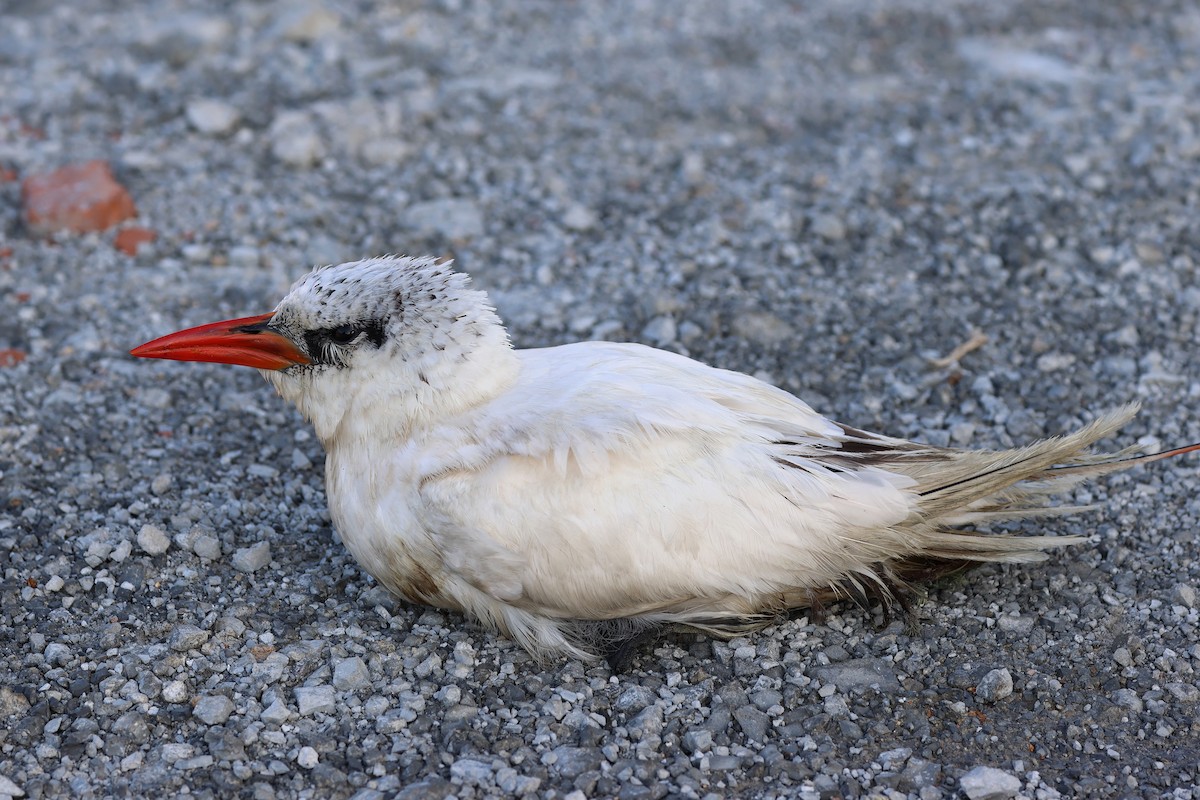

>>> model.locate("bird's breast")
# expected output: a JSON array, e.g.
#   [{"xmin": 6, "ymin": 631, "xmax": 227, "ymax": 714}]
[{"xmin": 324, "ymin": 444, "xmax": 456, "ymax": 610}]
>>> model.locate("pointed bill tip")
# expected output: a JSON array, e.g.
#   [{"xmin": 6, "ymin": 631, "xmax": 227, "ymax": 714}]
[{"xmin": 131, "ymin": 312, "xmax": 311, "ymax": 371}]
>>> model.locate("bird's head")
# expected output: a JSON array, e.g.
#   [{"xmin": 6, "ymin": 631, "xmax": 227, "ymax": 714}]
[{"xmin": 131, "ymin": 256, "xmax": 518, "ymax": 442}]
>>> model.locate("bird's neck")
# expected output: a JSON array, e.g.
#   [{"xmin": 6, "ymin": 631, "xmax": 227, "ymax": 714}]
[{"xmin": 307, "ymin": 340, "xmax": 522, "ymax": 448}]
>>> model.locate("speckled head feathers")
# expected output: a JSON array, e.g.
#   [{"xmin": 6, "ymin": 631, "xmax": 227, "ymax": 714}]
[{"xmin": 261, "ymin": 255, "xmax": 518, "ymax": 441}]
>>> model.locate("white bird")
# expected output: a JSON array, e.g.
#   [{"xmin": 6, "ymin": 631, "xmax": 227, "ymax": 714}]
[{"xmin": 132, "ymin": 256, "xmax": 1198, "ymax": 665}]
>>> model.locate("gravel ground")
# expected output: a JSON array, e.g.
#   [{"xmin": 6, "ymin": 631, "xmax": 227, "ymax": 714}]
[{"xmin": 2, "ymin": 1, "xmax": 1200, "ymax": 798}]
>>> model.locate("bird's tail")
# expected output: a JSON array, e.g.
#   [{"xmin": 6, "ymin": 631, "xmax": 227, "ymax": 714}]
[{"xmin": 898, "ymin": 402, "xmax": 1196, "ymax": 564}]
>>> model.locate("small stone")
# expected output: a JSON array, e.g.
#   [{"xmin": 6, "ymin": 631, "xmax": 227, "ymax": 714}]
[
  {"xmin": 812, "ymin": 659, "xmax": 901, "ymax": 693},
  {"xmin": 332, "ymin": 656, "xmax": 370, "ymax": 691},
  {"xmin": 273, "ymin": 3, "xmax": 342, "ymax": 42},
  {"xmin": 261, "ymin": 698, "xmax": 291, "ymax": 725},
  {"xmin": 137, "ymin": 524, "xmax": 170, "ymax": 555},
  {"xmin": 731, "ymin": 311, "xmax": 795, "ymax": 346},
  {"xmin": 192, "ymin": 534, "xmax": 222, "ymax": 560},
  {"xmin": 0, "ymin": 687, "xmax": 31, "ymax": 719},
  {"xmin": 960, "ymin": 766, "xmax": 1021, "ymax": 800},
  {"xmin": 110, "ymin": 539, "xmax": 133, "ymax": 563},
  {"xmin": 44, "ymin": 575, "xmax": 64, "ymax": 592},
  {"xmin": 681, "ymin": 152, "xmax": 705, "ymax": 185},
  {"xmin": 404, "ymin": 199, "xmax": 484, "ymax": 239},
  {"xmin": 396, "ymin": 777, "xmax": 453, "ymax": 800},
  {"xmin": 641, "ymin": 315, "xmax": 677, "ymax": 345},
  {"xmin": 162, "ymin": 680, "xmax": 189, "ymax": 704},
  {"xmin": 1166, "ymin": 683, "xmax": 1200, "ymax": 702},
  {"xmin": 181, "ymin": 243, "xmax": 211, "ymax": 263},
  {"xmin": 614, "ymin": 685, "xmax": 656, "ymax": 713},
  {"xmin": 295, "ymin": 685, "xmax": 336, "ymax": 716},
  {"xmin": 1036, "ymin": 352, "xmax": 1075, "ymax": 372},
  {"xmin": 811, "ymin": 213, "xmax": 846, "ymax": 241},
  {"xmin": 360, "ymin": 138, "xmax": 412, "ymax": 167},
  {"xmin": 1112, "ymin": 689, "xmax": 1143, "ymax": 712},
  {"xmin": 114, "ymin": 226, "xmax": 157, "ymax": 256},
  {"xmin": 0, "ymin": 775, "xmax": 25, "ymax": 798},
  {"xmin": 296, "ymin": 746, "xmax": 319, "ymax": 769},
  {"xmin": 562, "ymin": 204, "xmax": 597, "ymax": 231},
  {"xmin": 547, "ymin": 746, "xmax": 601, "ymax": 778},
  {"xmin": 899, "ymin": 758, "xmax": 942, "ymax": 791},
  {"xmin": 186, "ymin": 99, "xmax": 240, "ymax": 135},
  {"xmin": 975, "ymin": 668, "xmax": 1014, "ymax": 703},
  {"xmin": 232, "ymin": 541, "xmax": 271, "ymax": 573},
  {"xmin": 169, "ymin": 624, "xmax": 210, "ymax": 652},
  {"xmin": 43, "ymin": 643, "xmax": 71, "ymax": 666},
  {"xmin": 150, "ymin": 473, "xmax": 173, "ymax": 495},
  {"xmin": 626, "ymin": 705, "xmax": 663, "ymax": 741},
  {"xmin": 1112, "ymin": 647, "xmax": 1134, "ymax": 668},
  {"xmin": 450, "ymin": 758, "xmax": 493, "ymax": 785},
  {"xmin": 812, "ymin": 774, "xmax": 839, "ymax": 798},
  {"xmin": 682, "ymin": 729, "xmax": 713, "ymax": 754},
  {"xmin": 707, "ymin": 754, "xmax": 743, "ymax": 770},
  {"xmin": 161, "ymin": 742, "xmax": 195, "ymax": 762},
  {"xmin": 22, "ymin": 161, "xmax": 137, "ymax": 235},
  {"xmin": 228, "ymin": 245, "xmax": 260, "ymax": 268},
  {"xmin": 733, "ymin": 705, "xmax": 770, "ymax": 742},
  {"xmin": 193, "ymin": 695, "xmax": 235, "ymax": 725},
  {"xmin": 177, "ymin": 755, "xmax": 213, "ymax": 770},
  {"xmin": 996, "ymin": 614, "xmax": 1033, "ymax": 635},
  {"xmin": 270, "ymin": 112, "xmax": 324, "ymax": 168},
  {"xmin": 1173, "ymin": 583, "xmax": 1196, "ymax": 608},
  {"xmin": 877, "ymin": 747, "xmax": 912, "ymax": 771}
]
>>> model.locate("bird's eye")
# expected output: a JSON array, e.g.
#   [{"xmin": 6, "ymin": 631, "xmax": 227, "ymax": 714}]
[{"xmin": 328, "ymin": 324, "xmax": 363, "ymax": 346}]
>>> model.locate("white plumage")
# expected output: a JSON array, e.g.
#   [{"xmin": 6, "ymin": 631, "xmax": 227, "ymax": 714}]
[{"xmin": 132, "ymin": 256, "xmax": 1196, "ymax": 664}]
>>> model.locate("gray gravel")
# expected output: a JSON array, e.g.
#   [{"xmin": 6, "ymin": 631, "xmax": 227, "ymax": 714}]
[{"xmin": 3, "ymin": 1, "xmax": 1200, "ymax": 798}]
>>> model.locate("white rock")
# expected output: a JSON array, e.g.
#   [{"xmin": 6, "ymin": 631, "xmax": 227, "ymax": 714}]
[
  {"xmin": 186, "ymin": 99, "xmax": 240, "ymax": 135},
  {"xmin": 193, "ymin": 695, "xmax": 235, "ymax": 725},
  {"xmin": 110, "ymin": 539, "xmax": 132, "ymax": 563},
  {"xmin": 192, "ymin": 534, "xmax": 222, "ymax": 560},
  {"xmin": 297, "ymin": 746, "xmax": 319, "ymax": 769},
  {"xmin": 270, "ymin": 112, "xmax": 324, "ymax": 168},
  {"xmin": 732, "ymin": 311, "xmax": 795, "ymax": 345},
  {"xmin": 162, "ymin": 680, "xmax": 190, "ymax": 704},
  {"xmin": 273, "ymin": 3, "xmax": 341, "ymax": 43},
  {"xmin": 960, "ymin": 766, "xmax": 1021, "ymax": 800},
  {"xmin": 975, "ymin": 668, "xmax": 1014, "ymax": 702},
  {"xmin": 261, "ymin": 698, "xmax": 291, "ymax": 725},
  {"xmin": 295, "ymin": 685, "xmax": 336, "ymax": 716},
  {"xmin": 0, "ymin": 775, "xmax": 25, "ymax": 797},
  {"xmin": 811, "ymin": 213, "xmax": 846, "ymax": 241},
  {"xmin": 232, "ymin": 541, "xmax": 271, "ymax": 573},
  {"xmin": 562, "ymin": 204, "xmax": 597, "ymax": 231},
  {"xmin": 332, "ymin": 656, "xmax": 370, "ymax": 691},
  {"xmin": 641, "ymin": 316, "xmax": 677, "ymax": 346},
  {"xmin": 137, "ymin": 524, "xmax": 171, "ymax": 555},
  {"xmin": 360, "ymin": 138, "xmax": 411, "ymax": 167}
]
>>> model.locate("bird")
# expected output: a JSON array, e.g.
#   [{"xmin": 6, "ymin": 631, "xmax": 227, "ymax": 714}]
[{"xmin": 131, "ymin": 255, "xmax": 1199, "ymax": 667}]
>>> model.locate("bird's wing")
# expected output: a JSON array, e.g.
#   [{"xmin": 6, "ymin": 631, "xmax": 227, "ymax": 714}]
[{"xmin": 413, "ymin": 342, "xmax": 925, "ymax": 620}]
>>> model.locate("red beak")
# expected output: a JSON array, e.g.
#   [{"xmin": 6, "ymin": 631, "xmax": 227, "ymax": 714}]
[{"xmin": 130, "ymin": 313, "xmax": 311, "ymax": 370}]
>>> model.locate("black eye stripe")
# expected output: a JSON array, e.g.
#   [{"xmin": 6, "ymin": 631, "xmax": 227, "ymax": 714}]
[{"xmin": 302, "ymin": 320, "xmax": 386, "ymax": 364}]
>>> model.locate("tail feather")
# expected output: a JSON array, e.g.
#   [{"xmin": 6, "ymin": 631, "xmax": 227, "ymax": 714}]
[
  {"xmin": 898, "ymin": 402, "xmax": 1196, "ymax": 565},
  {"xmin": 911, "ymin": 404, "xmax": 1141, "ymax": 518}
]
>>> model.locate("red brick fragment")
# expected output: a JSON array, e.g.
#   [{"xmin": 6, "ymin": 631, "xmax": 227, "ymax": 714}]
[
  {"xmin": 0, "ymin": 349, "xmax": 27, "ymax": 367},
  {"xmin": 21, "ymin": 160, "xmax": 137, "ymax": 235},
  {"xmin": 114, "ymin": 226, "xmax": 157, "ymax": 256}
]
